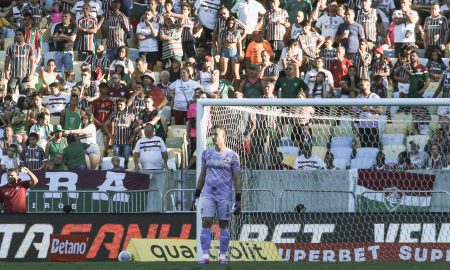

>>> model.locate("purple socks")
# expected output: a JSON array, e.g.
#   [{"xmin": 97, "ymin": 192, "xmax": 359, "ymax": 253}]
[
  {"xmin": 200, "ymin": 228, "xmax": 211, "ymax": 255},
  {"xmin": 219, "ymin": 229, "xmax": 230, "ymax": 256}
]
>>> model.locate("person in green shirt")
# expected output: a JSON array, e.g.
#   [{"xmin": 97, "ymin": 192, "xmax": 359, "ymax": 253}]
[
  {"xmin": 218, "ymin": 79, "xmax": 234, "ymax": 99},
  {"xmin": 275, "ymin": 63, "xmax": 309, "ymax": 98},
  {"xmin": 408, "ymin": 50, "xmax": 430, "ymax": 98},
  {"xmin": 63, "ymin": 134, "xmax": 87, "ymax": 170},
  {"xmin": 60, "ymin": 93, "xmax": 85, "ymax": 130}
]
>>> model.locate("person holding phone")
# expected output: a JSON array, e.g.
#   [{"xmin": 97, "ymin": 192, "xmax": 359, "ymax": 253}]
[{"xmin": 0, "ymin": 167, "xmax": 38, "ymax": 213}]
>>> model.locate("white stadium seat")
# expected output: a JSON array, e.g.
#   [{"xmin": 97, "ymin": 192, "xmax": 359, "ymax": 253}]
[
  {"xmin": 382, "ymin": 134, "xmax": 405, "ymax": 147},
  {"xmin": 330, "ymin": 147, "xmax": 353, "ymax": 160}
]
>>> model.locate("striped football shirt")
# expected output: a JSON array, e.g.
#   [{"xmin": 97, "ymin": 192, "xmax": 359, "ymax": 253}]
[
  {"xmin": 25, "ymin": 27, "xmax": 40, "ymax": 50},
  {"xmin": 423, "ymin": 15, "xmax": 449, "ymax": 46},
  {"xmin": 22, "ymin": 146, "xmax": 45, "ymax": 170},
  {"xmin": 297, "ymin": 32, "xmax": 324, "ymax": 59},
  {"xmin": 84, "ymin": 54, "xmax": 111, "ymax": 74},
  {"xmin": 264, "ymin": 8, "xmax": 289, "ymax": 41},
  {"xmin": 321, "ymin": 47, "xmax": 337, "ymax": 71},
  {"xmin": 78, "ymin": 16, "xmax": 98, "ymax": 51},
  {"xmin": 160, "ymin": 22, "xmax": 183, "ymax": 60},
  {"xmin": 21, "ymin": 4, "xmax": 47, "ymax": 25},
  {"xmin": 6, "ymin": 43, "xmax": 34, "ymax": 79},
  {"xmin": 106, "ymin": 11, "xmax": 130, "ymax": 48},
  {"xmin": 356, "ymin": 8, "xmax": 379, "ymax": 42},
  {"xmin": 351, "ymin": 52, "xmax": 371, "ymax": 79},
  {"xmin": 109, "ymin": 111, "xmax": 135, "ymax": 145}
]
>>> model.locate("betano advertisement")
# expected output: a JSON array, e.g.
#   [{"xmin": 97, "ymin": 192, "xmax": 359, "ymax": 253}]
[{"xmin": 2, "ymin": 213, "xmax": 450, "ymax": 261}]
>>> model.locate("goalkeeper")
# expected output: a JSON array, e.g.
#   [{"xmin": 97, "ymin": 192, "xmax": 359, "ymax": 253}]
[{"xmin": 192, "ymin": 125, "xmax": 242, "ymax": 265}]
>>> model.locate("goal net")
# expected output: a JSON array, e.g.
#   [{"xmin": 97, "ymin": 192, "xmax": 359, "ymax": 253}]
[{"xmin": 196, "ymin": 98, "xmax": 450, "ymax": 263}]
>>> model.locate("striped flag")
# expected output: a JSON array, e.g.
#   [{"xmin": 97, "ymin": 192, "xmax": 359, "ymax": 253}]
[{"xmin": 356, "ymin": 170, "xmax": 436, "ymax": 212}]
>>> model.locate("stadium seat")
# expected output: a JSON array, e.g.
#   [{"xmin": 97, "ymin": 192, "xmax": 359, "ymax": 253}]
[
  {"xmin": 377, "ymin": 115, "xmax": 388, "ymax": 134},
  {"xmin": 330, "ymin": 147, "xmax": 353, "ymax": 160},
  {"xmin": 279, "ymin": 136, "xmax": 294, "ymax": 147},
  {"xmin": 392, "ymin": 113, "xmax": 413, "ymax": 130},
  {"xmin": 167, "ymin": 125, "xmax": 187, "ymax": 138},
  {"xmin": 277, "ymin": 146, "xmax": 300, "ymax": 156},
  {"xmin": 311, "ymin": 124, "xmax": 332, "ymax": 138},
  {"xmin": 282, "ymin": 155, "xmax": 296, "ymax": 168},
  {"xmin": 331, "ymin": 136, "xmax": 353, "ymax": 148},
  {"xmin": 312, "ymin": 146, "xmax": 327, "ymax": 160},
  {"xmin": 332, "ymin": 125, "xmax": 354, "ymax": 137},
  {"xmin": 382, "ymin": 145, "xmax": 407, "ymax": 164},
  {"xmin": 355, "ymin": 147, "xmax": 379, "ymax": 161},
  {"xmin": 101, "ymin": 157, "xmax": 125, "ymax": 170},
  {"xmin": 385, "ymin": 123, "xmax": 408, "ymax": 135},
  {"xmin": 339, "ymin": 115, "xmax": 353, "ymax": 126},
  {"xmin": 418, "ymin": 58, "xmax": 427, "ymax": 67},
  {"xmin": 406, "ymin": 135, "xmax": 430, "ymax": 151},
  {"xmin": 382, "ymin": 134, "xmax": 405, "ymax": 147},
  {"xmin": 430, "ymin": 115, "xmax": 440, "ymax": 131},
  {"xmin": 166, "ymin": 137, "xmax": 188, "ymax": 168},
  {"xmin": 333, "ymin": 158, "xmax": 350, "ymax": 170},
  {"xmin": 3, "ymin": 38, "xmax": 14, "ymax": 51},
  {"xmin": 350, "ymin": 158, "xmax": 375, "ymax": 169}
]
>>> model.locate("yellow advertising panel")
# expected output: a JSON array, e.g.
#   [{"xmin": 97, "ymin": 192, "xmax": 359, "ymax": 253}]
[{"xmin": 126, "ymin": 239, "xmax": 281, "ymax": 262}]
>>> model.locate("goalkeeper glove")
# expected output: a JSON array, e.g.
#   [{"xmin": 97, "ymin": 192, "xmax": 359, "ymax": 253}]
[
  {"xmin": 191, "ymin": 189, "xmax": 201, "ymax": 211},
  {"xmin": 233, "ymin": 193, "xmax": 242, "ymax": 215}
]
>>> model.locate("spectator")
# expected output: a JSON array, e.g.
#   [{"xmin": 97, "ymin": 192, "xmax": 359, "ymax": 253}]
[
  {"xmin": 105, "ymin": 98, "xmax": 136, "ymax": 169},
  {"xmin": 433, "ymin": 66, "xmax": 450, "ymax": 116},
  {"xmin": 180, "ymin": 3, "xmax": 202, "ymax": 59},
  {"xmin": 408, "ymin": 141, "xmax": 429, "ymax": 169},
  {"xmin": 397, "ymin": 151, "xmax": 418, "ymax": 170},
  {"xmin": 262, "ymin": 0, "xmax": 290, "ymax": 61},
  {"xmin": 133, "ymin": 124, "xmax": 168, "ymax": 171},
  {"xmin": 142, "ymin": 71, "xmax": 168, "ymax": 110},
  {"xmin": 77, "ymin": 3, "xmax": 103, "ymax": 61},
  {"xmin": 84, "ymin": 44, "xmax": 111, "ymax": 77},
  {"xmin": 353, "ymin": 79, "xmax": 383, "ymax": 148},
  {"xmin": 329, "ymin": 46, "xmax": 353, "ymax": 96},
  {"xmin": 63, "ymin": 134, "xmax": 87, "ymax": 170},
  {"xmin": 304, "ymin": 57, "xmax": 334, "ymax": 92},
  {"xmin": 22, "ymin": 0, "xmax": 48, "ymax": 26},
  {"xmin": 0, "ymin": 167, "xmax": 38, "ymax": 214},
  {"xmin": 186, "ymin": 87, "xmax": 204, "ymax": 155},
  {"xmin": 111, "ymin": 156, "xmax": 125, "ymax": 171},
  {"xmin": 22, "ymin": 132, "xmax": 46, "ymax": 170},
  {"xmin": 105, "ymin": 1, "xmax": 130, "ymax": 61},
  {"xmin": 287, "ymin": 0, "xmax": 311, "ymax": 24},
  {"xmin": 371, "ymin": 75, "xmax": 388, "ymax": 98},
  {"xmin": 168, "ymin": 67, "xmax": 201, "ymax": 124},
  {"xmin": 12, "ymin": 97, "xmax": 29, "ymax": 146},
  {"xmin": 356, "ymin": 0, "xmax": 383, "ymax": 47},
  {"xmin": 0, "ymin": 95, "xmax": 16, "ymax": 126},
  {"xmin": 4, "ymin": 28, "xmax": 34, "ymax": 95},
  {"xmin": 293, "ymin": 143, "xmax": 326, "ymax": 170},
  {"xmin": 1, "ymin": 144, "xmax": 21, "ymax": 171},
  {"xmin": 60, "ymin": 93, "xmax": 85, "ymax": 131},
  {"xmin": 127, "ymin": 83, "xmax": 146, "ymax": 116},
  {"xmin": 45, "ymin": 125, "xmax": 68, "ymax": 164},
  {"xmin": 135, "ymin": 95, "xmax": 166, "ymax": 140},
  {"xmin": 231, "ymin": 0, "xmax": 266, "ymax": 33},
  {"xmin": 22, "ymin": 12, "xmax": 41, "ymax": 74},
  {"xmin": 218, "ymin": 17, "xmax": 243, "ymax": 81},
  {"xmin": 245, "ymin": 31, "xmax": 274, "ymax": 66},
  {"xmin": 213, "ymin": 6, "xmax": 247, "ymax": 51},
  {"xmin": 315, "ymin": 1, "xmax": 343, "ymax": 39},
  {"xmin": 277, "ymin": 39, "xmax": 302, "ymax": 75},
  {"xmin": 44, "ymin": 82, "xmax": 70, "ymax": 125},
  {"xmin": 109, "ymin": 46, "xmax": 134, "ymax": 75},
  {"xmin": 0, "ymin": 126, "xmax": 22, "ymax": 154},
  {"xmin": 276, "ymin": 63, "xmax": 308, "ymax": 98},
  {"xmin": 65, "ymin": 112, "xmax": 100, "ymax": 170},
  {"xmin": 29, "ymin": 112, "xmax": 53, "ymax": 150},
  {"xmin": 392, "ymin": 0, "xmax": 418, "ymax": 56},
  {"xmin": 239, "ymin": 64, "xmax": 264, "ymax": 98},
  {"xmin": 37, "ymin": 59, "xmax": 64, "ymax": 96},
  {"xmin": 136, "ymin": 11, "xmax": 160, "ymax": 70},
  {"xmin": 408, "ymin": 50, "xmax": 430, "ymax": 98},
  {"xmin": 370, "ymin": 45, "xmax": 390, "ymax": 86},
  {"xmin": 297, "ymin": 20, "xmax": 324, "ymax": 65},
  {"xmin": 286, "ymin": 11, "xmax": 305, "ymax": 40},
  {"xmin": 198, "ymin": 56, "xmax": 220, "ymax": 98},
  {"xmin": 393, "ymin": 51, "xmax": 412, "ymax": 99},
  {"xmin": 159, "ymin": 13, "xmax": 184, "ymax": 66},
  {"xmin": 308, "ymin": 71, "xmax": 333, "ymax": 98},
  {"xmin": 335, "ymin": 9, "xmax": 365, "ymax": 58},
  {"xmin": 259, "ymin": 50, "xmax": 279, "ymax": 83},
  {"xmin": 320, "ymin": 36, "xmax": 336, "ymax": 71},
  {"xmin": 268, "ymin": 152, "xmax": 291, "ymax": 170},
  {"xmin": 194, "ymin": 0, "xmax": 220, "ymax": 43},
  {"xmin": 324, "ymin": 151, "xmax": 337, "ymax": 170},
  {"xmin": 428, "ymin": 143, "xmax": 446, "ymax": 169},
  {"xmin": 351, "ymin": 39, "xmax": 371, "ymax": 80},
  {"xmin": 53, "ymin": 11, "xmax": 76, "ymax": 72},
  {"xmin": 426, "ymin": 49, "xmax": 447, "ymax": 83},
  {"xmin": 290, "ymin": 91, "xmax": 314, "ymax": 147},
  {"xmin": 340, "ymin": 66, "xmax": 361, "ymax": 98},
  {"xmin": 77, "ymin": 69, "xmax": 99, "ymax": 103},
  {"xmin": 374, "ymin": 151, "xmax": 386, "ymax": 170},
  {"xmin": 28, "ymin": 94, "xmax": 50, "ymax": 125},
  {"xmin": 47, "ymin": 153, "xmax": 67, "ymax": 170},
  {"xmin": 71, "ymin": 0, "xmax": 104, "ymax": 23},
  {"xmin": 423, "ymin": 3, "xmax": 448, "ymax": 59}
]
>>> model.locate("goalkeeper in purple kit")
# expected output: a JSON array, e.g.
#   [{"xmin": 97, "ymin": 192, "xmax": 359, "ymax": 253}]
[{"xmin": 192, "ymin": 125, "xmax": 242, "ymax": 265}]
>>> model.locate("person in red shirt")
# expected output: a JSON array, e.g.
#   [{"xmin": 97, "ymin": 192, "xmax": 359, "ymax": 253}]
[
  {"xmin": 329, "ymin": 46, "xmax": 353, "ymax": 97},
  {"xmin": 0, "ymin": 167, "xmax": 38, "ymax": 214},
  {"xmin": 91, "ymin": 82, "xmax": 115, "ymax": 156}
]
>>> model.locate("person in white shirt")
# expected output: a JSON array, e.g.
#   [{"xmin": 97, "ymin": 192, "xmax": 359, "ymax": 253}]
[
  {"xmin": 194, "ymin": 0, "xmax": 221, "ymax": 41},
  {"xmin": 231, "ymin": 0, "xmax": 266, "ymax": 33},
  {"xmin": 315, "ymin": 1, "xmax": 344, "ymax": 38},
  {"xmin": 0, "ymin": 144, "xmax": 20, "ymax": 170},
  {"xmin": 304, "ymin": 57, "xmax": 334, "ymax": 90},
  {"xmin": 408, "ymin": 141, "xmax": 429, "ymax": 169},
  {"xmin": 136, "ymin": 9, "xmax": 160, "ymax": 69},
  {"xmin": 392, "ymin": 0, "xmax": 418, "ymax": 56},
  {"xmin": 29, "ymin": 112, "xmax": 53, "ymax": 150},
  {"xmin": 133, "ymin": 125, "xmax": 168, "ymax": 171},
  {"xmin": 71, "ymin": 0, "xmax": 104, "ymax": 23},
  {"xmin": 43, "ymin": 82, "xmax": 70, "ymax": 115},
  {"xmin": 294, "ymin": 144, "xmax": 326, "ymax": 170}
]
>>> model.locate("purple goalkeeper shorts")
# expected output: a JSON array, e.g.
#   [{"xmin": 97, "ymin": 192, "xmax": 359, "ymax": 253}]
[{"xmin": 201, "ymin": 197, "xmax": 232, "ymax": 220}]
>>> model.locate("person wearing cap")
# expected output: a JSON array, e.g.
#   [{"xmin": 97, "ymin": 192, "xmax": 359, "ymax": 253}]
[
  {"xmin": 293, "ymin": 143, "xmax": 326, "ymax": 170},
  {"xmin": 245, "ymin": 31, "xmax": 274, "ymax": 66},
  {"xmin": 408, "ymin": 141, "xmax": 429, "ymax": 169},
  {"xmin": 238, "ymin": 64, "xmax": 264, "ymax": 98},
  {"xmin": 109, "ymin": 46, "xmax": 134, "ymax": 75},
  {"xmin": 370, "ymin": 45, "xmax": 390, "ymax": 85},
  {"xmin": 198, "ymin": 56, "xmax": 220, "ymax": 98},
  {"xmin": 45, "ymin": 124, "xmax": 68, "ymax": 164},
  {"xmin": 276, "ymin": 63, "xmax": 308, "ymax": 98},
  {"xmin": 142, "ymin": 71, "xmax": 168, "ymax": 110}
]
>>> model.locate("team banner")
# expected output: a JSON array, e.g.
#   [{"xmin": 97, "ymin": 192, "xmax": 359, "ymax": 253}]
[
  {"xmin": 125, "ymin": 239, "xmax": 281, "ymax": 262},
  {"xmin": 0, "ymin": 213, "xmax": 195, "ymax": 261}
]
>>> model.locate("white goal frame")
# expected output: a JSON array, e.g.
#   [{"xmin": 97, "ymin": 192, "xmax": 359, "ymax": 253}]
[{"xmin": 195, "ymin": 98, "xmax": 449, "ymax": 260}]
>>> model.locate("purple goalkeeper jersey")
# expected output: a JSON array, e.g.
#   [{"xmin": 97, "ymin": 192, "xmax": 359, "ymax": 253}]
[{"xmin": 201, "ymin": 147, "xmax": 241, "ymax": 201}]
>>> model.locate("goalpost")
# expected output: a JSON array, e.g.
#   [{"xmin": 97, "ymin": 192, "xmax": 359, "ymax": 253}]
[{"xmin": 196, "ymin": 98, "xmax": 450, "ymax": 263}]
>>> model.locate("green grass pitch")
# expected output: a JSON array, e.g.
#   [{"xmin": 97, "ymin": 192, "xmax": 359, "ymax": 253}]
[{"xmin": 0, "ymin": 262, "xmax": 449, "ymax": 270}]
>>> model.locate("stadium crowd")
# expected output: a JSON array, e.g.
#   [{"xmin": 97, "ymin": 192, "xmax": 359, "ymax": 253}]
[{"xmin": 0, "ymin": 0, "xmax": 448, "ymax": 172}]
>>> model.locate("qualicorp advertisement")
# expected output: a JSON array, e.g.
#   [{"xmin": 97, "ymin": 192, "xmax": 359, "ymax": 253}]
[{"xmin": 125, "ymin": 239, "xmax": 281, "ymax": 261}]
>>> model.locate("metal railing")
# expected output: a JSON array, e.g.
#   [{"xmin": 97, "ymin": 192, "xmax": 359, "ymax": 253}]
[
  {"xmin": 109, "ymin": 189, "xmax": 163, "ymax": 213},
  {"xmin": 164, "ymin": 188, "xmax": 196, "ymax": 212}
]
